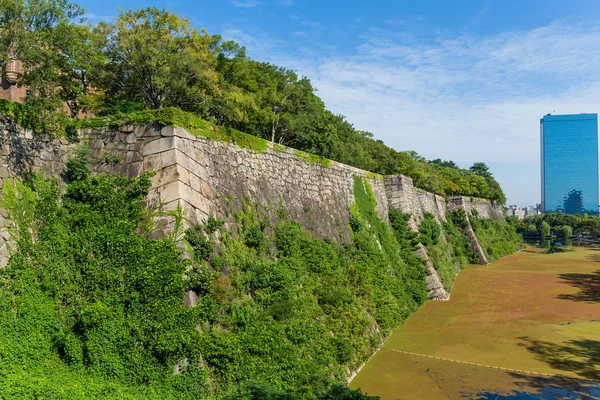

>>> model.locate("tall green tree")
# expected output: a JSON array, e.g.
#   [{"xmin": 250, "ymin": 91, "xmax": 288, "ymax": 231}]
[
  {"xmin": 469, "ymin": 162, "xmax": 493, "ymax": 180},
  {"xmin": 0, "ymin": 0, "xmax": 100, "ymax": 118},
  {"xmin": 97, "ymin": 7, "xmax": 218, "ymax": 111},
  {"xmin": 539, "ymin": 221, "xmax": 551, "ymax": 238}
]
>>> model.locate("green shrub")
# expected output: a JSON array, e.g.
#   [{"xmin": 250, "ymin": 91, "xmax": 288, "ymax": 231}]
[
  {"xmin": 0, "ymin": 171, "xmax": 394, "ymax": 399},
  {"xmin": 244, "ymin": 224, "xmax": 265, "ymax": 250},
  {"xmin": 205, "ymin": 215, "xmax": 225, "ymax": 234},
  {"xmin": 470, "ymin": 214, "xmax": 523, "ymax": 262},
  {"xmin": 419, "ymin": 213, "xmax": 441, "ymax": 247},
  {"xmin": 560, "ymin": 225, "xmax": 573, "ymax": 238},
  {"xmin": 185, "ymin": 226, "xmax": 214, "ymax": 262},
  {"xmin": 539, "ymin": 221, "xmax": 551, "ymax": 238},
  {"xmin": 64, "ymin": 145, "xmax": 91, "ymax": 182},
  {"xmin": 185, "ymin": 266, "xmax": 213, "ymax": 295}
]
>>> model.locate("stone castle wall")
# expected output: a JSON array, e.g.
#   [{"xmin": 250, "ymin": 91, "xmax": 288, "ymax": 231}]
[
  {"xmin": 0, "ymin": 120, "xmax": 505, "ymax": 299},
  {"xmin": 447, "ymin": 196, "xmax": 504, "ymax": 221},
  {"xmin": 0, "ymin": 116, "xmax": 71, "ymax": 266},
  {"xmin": 384, "ymin": 175, "xmax": 447, "ymax": 226},
  {"xmin": 83, "ymin": 124, "xmax": 388, "ymax": 243},
  {"xmin": 384, "ymin": 174, "xmax": 504, "ymax": 224}
]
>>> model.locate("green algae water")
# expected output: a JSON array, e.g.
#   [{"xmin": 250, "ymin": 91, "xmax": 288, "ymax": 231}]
[{"xmin": 350, "ymin": 247, "xmax": 600, "ymax": 399}]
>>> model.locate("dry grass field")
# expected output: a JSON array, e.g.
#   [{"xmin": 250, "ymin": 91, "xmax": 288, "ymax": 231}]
[{"xmin": 350, "ymin": 247, "xmax": 600, "ymax": 399}]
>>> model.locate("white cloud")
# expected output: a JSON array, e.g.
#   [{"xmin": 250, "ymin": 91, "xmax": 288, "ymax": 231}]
[
  {"xmin": 229, "ymin": 0, "xmax": 260, "ymax": 8},
  {"xmin": 81, "ymin": 12, "xmax": 114, "ymax": 23},
  {"xmin": 229, "ymin": 19, "xmax": 600, "ymax": 203}
]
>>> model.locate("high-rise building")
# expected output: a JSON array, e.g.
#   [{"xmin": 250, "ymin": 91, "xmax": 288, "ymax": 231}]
[{"xmin": 540, "ymin": 113, "xmax": 599, "ymax": 215}]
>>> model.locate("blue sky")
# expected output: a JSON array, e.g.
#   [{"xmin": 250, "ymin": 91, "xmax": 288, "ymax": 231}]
[{"xmin": 77, "ymin": 0, "xmax": 600, "ymax": 205}]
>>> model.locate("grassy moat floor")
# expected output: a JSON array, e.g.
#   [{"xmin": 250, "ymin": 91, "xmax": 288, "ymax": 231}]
[{"xmin": 350, "ymin": 246, "xmax": 600, "ymax": 399}]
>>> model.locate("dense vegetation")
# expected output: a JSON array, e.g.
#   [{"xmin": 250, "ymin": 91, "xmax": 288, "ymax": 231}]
[
  {"xmin": 415, "ymin": 212, "xmax": 473, "ymax": 291},
  {"xmin": 515, "ymin": 212, "xmax": 600, "ymax": 238},
  {"xmin": 0, "ymin": 146, "xmax": 437, "ymax": 398},
  {"xmin": 0, "ymin": 2, "xmax": 523, "ymax": 398},
  {"xmin": 0, "ymin": 0, "xmax": 505, "ymax": 202},
  {"xmin": 468, "ymin": 211, "xmax": 523, "ymax": 262},
  {"xmin": 412, "ymin": 210, "xmax": 521, "ymax": 290}
]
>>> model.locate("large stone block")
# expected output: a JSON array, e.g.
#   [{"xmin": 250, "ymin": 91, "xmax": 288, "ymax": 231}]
[{"xmin": 142, "ymin": 137, "xmax": 175, "ymax": 156}]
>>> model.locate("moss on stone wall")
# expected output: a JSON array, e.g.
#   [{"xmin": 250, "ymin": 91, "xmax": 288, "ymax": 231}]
[
  {"xmin": 294, "ymin": 149, "xmax": 331, "ymax": 168},
  {"xmin": 273, "ymin": 143, "xmax": 287, "ymax": 153},
  {"xmin": 0, "ymin": 100, "xmax": 272, "ymax": 153},
  {"xmin": 83, "ymin": 108, "xmax": 270, "ymax": 153},
  {"xmin": 366, "ymin": 171, "xmax": 385, "ymax": 181}
]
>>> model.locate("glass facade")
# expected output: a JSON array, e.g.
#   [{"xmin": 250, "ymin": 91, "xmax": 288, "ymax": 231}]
[{"xmin": 541, "ymin": 114, "xmax": 599, "ymax": 215}]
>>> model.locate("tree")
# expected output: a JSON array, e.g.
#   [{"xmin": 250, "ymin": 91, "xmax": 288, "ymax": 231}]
[
  {"xmin": 224, "ymin": 61, "xmax": 325, "ymax": 146},
  {"xmin": 0, "ymin": 0, "xmax": 99, "ymax": 118},
  {"xmin": 539, "ymin": 221, "xmax": 551, "ymax": 238},
  {"xmin": 469, "ymin": 162, "xmax": 493, "ymax": 180},
  {"xmin": 430, "ymin": 158, "xmax": 459, "ymax": 169},
  {"xmin": 560, "ymin": 225, "xmax": 573, "ymax": 239},
  {"xmin": 0, "ymin": 0, "xmax": 84, "ymax": 62},
  {"xmin": 97, "ymin": 7, "xmax": 218, "ymax": 111},
  {"xmin": 52, "ymin": 23, "xmax": 105, "ymax": 117}
]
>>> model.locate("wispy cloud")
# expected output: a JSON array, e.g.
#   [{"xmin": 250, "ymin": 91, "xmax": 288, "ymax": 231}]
[
  {"xmin": 81, "ymin": 12, "xmax": 114, "ymax": 23},
  {"xmin": 229, "ymin": 19, "xmax": 600, "ymax": 203},
  {"xmin": 471, "ymin": 1, "xmax": 490, "ymax": 25},
  {"xmin": 222, "ymin": 28, "xmax": 287, "ymax": 55},
  {"xmin": 229, "ymin": 0, "xmax": 259, "ymax": 8}
]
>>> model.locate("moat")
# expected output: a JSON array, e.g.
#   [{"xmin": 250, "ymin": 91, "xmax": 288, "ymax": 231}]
[{"xmin": 350, "ymin": 247, "xmax": 600, "ymax": 399}]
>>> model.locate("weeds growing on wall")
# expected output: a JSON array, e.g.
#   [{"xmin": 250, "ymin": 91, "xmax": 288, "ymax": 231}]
[
  {"xmin": 350, "ymin": 176, "xmax": 427, "ymax": 312},
  {"xmin": 442, "ymin": 212, "xmax": 475, "ymax": 266},
  {"xmin": 469, "ymin": 211, "xmax": 523, "ymax": 262},
  {"xmin": 388, "ymin": 209, "xmax": 424, "ymax": 274},
  {"xmin": 416, "ymin": 213, "xmax": 464, "ymax": 291},
  {"xmin": 0, "ymin": 162, "xmax": 402, "ymax": 398}
]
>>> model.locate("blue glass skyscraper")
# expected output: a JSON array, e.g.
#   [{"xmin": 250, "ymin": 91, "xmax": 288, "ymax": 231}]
[{"xmin": 541, "ymin": 113, "xmax": 599, "ymax": 215}]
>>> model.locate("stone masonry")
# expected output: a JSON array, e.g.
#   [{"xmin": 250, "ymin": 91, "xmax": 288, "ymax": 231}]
[
  {"xmin": 0, "ymin": 115, "xmax": 71, "ymax": 267},
  {"xmin": 0, "ymin": 119, "xmax": 505, "ymax": 300},
  {"xmin": 83, "ymin": 124, "xmax": 388, "ymax": 242}
]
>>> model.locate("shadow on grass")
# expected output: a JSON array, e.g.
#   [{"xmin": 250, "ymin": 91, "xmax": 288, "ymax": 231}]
[
  {"xmin": 477, "ymin": 337, "xmax": 600, "ymax": 399},
  {"xmin": 518, "ymin": 337, "xmax": 600, "ymax": 381},
  {"xmin": 557, "ymin": 270, "xmax": 600, "ymax": 303},
  {"xmin": 500, "ymin": 373, "xmax": 600, "ymax": 400}
]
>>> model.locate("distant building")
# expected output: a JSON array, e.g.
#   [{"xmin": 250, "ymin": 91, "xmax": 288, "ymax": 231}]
[
  {"xmin": 506, "ymin": 204, "xmax": 541, "ymax": 220},
  {"xmin": 540, "ymin": 114, "xmax": 599, "ymax": 215},
  {"xmin": 506, "ymin": 205, "xmax": 525, "ymax": 219},
  {"xmin": 1, "ymin": 59, "xmax": 26, "ymax": 103}
]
